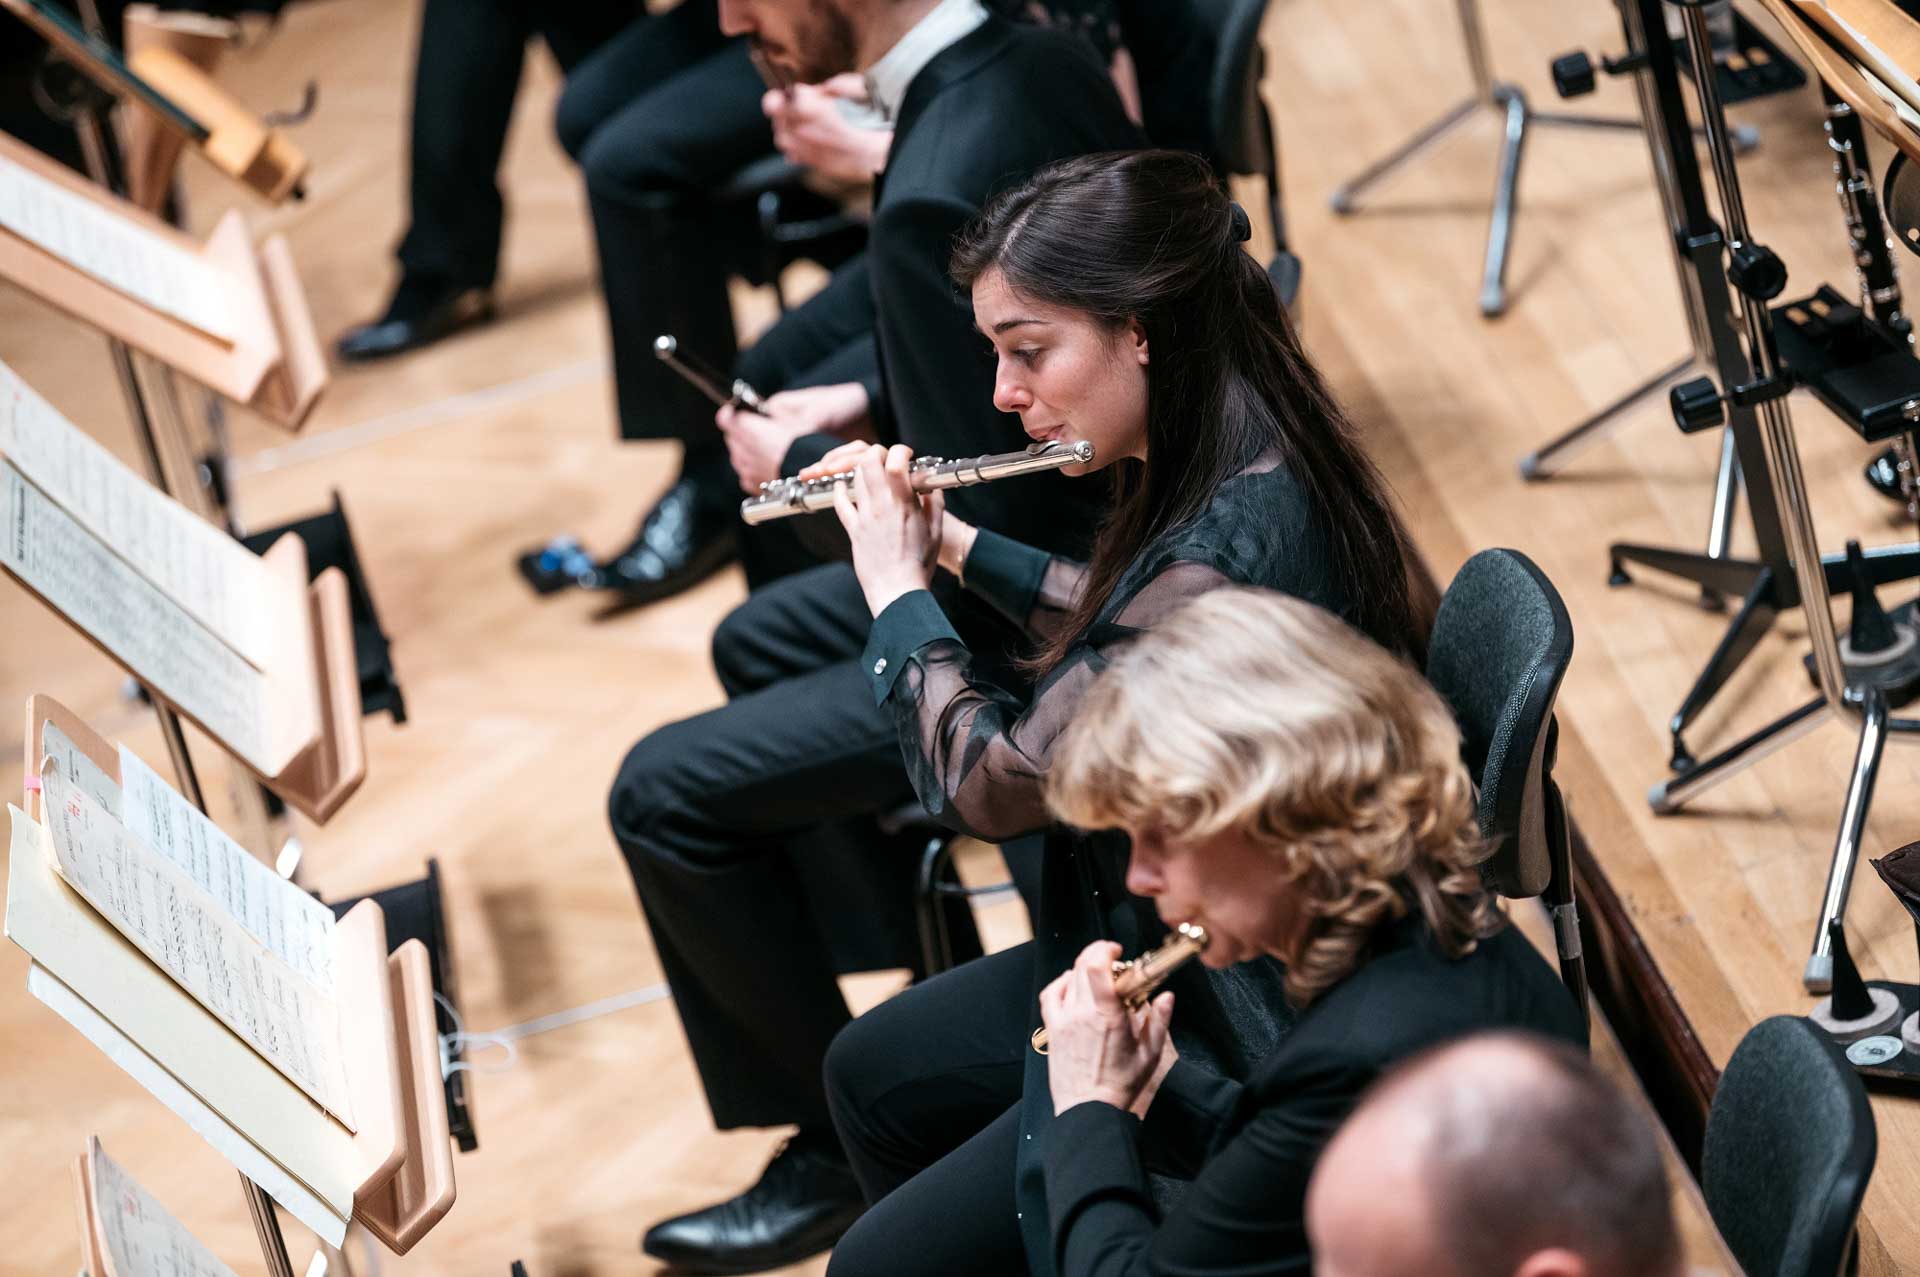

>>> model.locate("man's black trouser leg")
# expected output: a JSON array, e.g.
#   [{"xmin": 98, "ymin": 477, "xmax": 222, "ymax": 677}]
[
  {"xmin": 612, "ymin": 566, "xmax": 911, "ymax": 1129},
  {"xmin": 823, "ymin": 946, "xmax": 1034, "ymax": 1276},
  {"xmin": 569, "ymin": 23, "xmax": 770, "ymax": 460},
  {"xmin": 611, "ymin": 654, "xmax": 915, "ymax": 1128},
  {"xmin": 398, "ymin": 0, "xmax": 628, "ymax": 288}
]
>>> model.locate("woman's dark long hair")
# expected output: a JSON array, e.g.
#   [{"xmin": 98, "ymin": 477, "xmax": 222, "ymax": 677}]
[{"xmin": 950, "ymin": 150, "xmax": 1435, "ymax": 671}]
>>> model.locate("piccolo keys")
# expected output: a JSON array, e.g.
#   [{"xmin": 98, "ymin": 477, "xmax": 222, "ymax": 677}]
[
  {"xmin": 739, "ymin": 439, "xmax": 1094, "ymax": 525},
  {"xmin": 653, "ymin": 335, "xmax": 768, "ymax": 414},
  {"xmin": 1031, "ymin": 922, "xmax": 1209, "ymax": 1055}
]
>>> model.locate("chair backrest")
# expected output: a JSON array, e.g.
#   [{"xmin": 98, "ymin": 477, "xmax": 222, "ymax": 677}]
[
  {"xmin": 1424, "ymin": 549, "xmax": 1573, "ymax": 898},
  {"xmin": 1703, "ymin": 1016, "xmax": 1876, "ymax": 1277},
  {"xmin": 1193, "ymin": 0, "xmax": 1274, "ymax": 182}
]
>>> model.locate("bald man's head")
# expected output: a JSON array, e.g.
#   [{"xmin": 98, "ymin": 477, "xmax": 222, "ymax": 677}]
[{"xmin": 1307, "ymin": 1033, "xmax": 1682, "ymax": 1277}]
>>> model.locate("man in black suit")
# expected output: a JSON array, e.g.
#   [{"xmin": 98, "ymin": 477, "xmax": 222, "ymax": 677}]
[{"xmin": 605, "ymin": 0, "xmax": 1140, "ymax": 1269}]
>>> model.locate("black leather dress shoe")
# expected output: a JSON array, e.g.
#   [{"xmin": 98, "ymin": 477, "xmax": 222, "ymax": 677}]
[
  {"xmin": 335, "ymin": 276, "xmax": 494, "ymax": 362},
  {"xmin": 1866, "ymin": 446, "xmax": 1910, "ymax": 503},
  {"xmin": 642, "ymin": 1135, "xmax": 865, "ymax": 1274},
  {"xmin": 579, "ymin": 478, "xmax": 738, "ymax": 606}
]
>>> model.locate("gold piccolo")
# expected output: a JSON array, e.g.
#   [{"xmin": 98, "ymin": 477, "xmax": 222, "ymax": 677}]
[
  {"xmin": 740, "ymin": 439, "xmax": 1094, "ymax": 525},
  {"xmin": 1031, "ymin": 922, "xmax": 1209, "ymax": 1055}
]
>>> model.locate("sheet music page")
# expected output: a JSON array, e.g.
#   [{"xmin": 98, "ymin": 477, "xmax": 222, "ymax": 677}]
[
  {"xmin": 40, "ymin": 758, "xmax": 357, "ymax": 1128},
  {"xmin": 117, "ymin": 743, "xmax": 336, "ymax": 994},
  {"xmin": 0, "ymin": 153, "xmax": 235, "ymax": 341},
  {"xmin": 40, "ymin": 720, "xmax": 122, "ymax": 818},
  {"xmin": 88, "ymin": 1137, "xmax": 242, "ymax": 1277},
  {"xmin": 0, "ymin": 364, "xmax": 278, "ymax": 669},
  {"xmin": 0, "ymin": 462, "xmax": 272, "ymax": 770}
]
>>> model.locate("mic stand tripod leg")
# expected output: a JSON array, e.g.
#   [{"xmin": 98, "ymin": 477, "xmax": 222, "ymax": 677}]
[
  {"xmin": 1328, "ymin": 96, "xmax": 1482, "ymax": 215},
  {"xmin": 1518, "ymin": 353, "xmax": 1696, "ymax": 478},
  {"xmin": 1703, "ymin": 423, "xmax": 1744, "ymax": 585},
  {"xmin": 1648, "ymin": 695, "xmax": 1831, "ymax": 814},
  {"xmin": 1806, "ymin": 689, "xmax": 1890, "ymax": 993},
  {"xmin": 1480, "ymin": 86, "xmax": 1529, "ymax": 317}
]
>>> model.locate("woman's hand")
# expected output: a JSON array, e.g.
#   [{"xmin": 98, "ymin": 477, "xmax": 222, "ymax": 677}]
[
  {"xmin": 1040, "ymin": 941, "xmax": 1177, "ymax": 1117},
  {"xmin": 797, "ymin": 438, "xmax": 883, "ymax": 482},
  {"xmin": 832, "ymin": 444, "xmax": 944, "ymax": 615},
  {"xmin": 765, "ymin": 76, "xmax": 893, "ymax": 183},
  {"xmin": 717, "ymin": 383, "xmax": 874, "ymax": 493}
]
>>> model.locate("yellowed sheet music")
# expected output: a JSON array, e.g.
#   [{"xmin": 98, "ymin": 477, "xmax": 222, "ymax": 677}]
[
  {"xmin": 41, "ymin": 719, "xmax": 123, "ymax": 817},
  {"xmin": 0, "ymin": 153, "xmax": 234, "ymax": 341},
  {"xmin": 0, "ymin": 462, "xmax": 271, "ymax": 768},
  {"xmin": 0, "ymin": 362, "xmax": 279, "ymax": 669},
  {"xmin": 39, "ymin": 759, "xmax": 356, "ymax": 1127},
  {"xmin": 116, "ymin": 742, "xmax": 336, "ymax": 993},
  {"xmin": 87, "ymin": 1137, "xmax": 242, "ymax": 1277},
  {"xmin": 8, "ymin": 807, "xmax": 360, "ymax": 1240}
]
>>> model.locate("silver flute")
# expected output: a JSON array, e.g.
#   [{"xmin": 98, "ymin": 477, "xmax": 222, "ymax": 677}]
[
  {"xmin": 653, "ymin": 335, "xmax": 768, "ymax": 414},
  {"xmin": 740, "ymin": 440, "xmax": 1094, "ymax": 525}
]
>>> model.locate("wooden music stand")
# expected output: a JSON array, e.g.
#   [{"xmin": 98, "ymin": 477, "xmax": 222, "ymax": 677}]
[
  {"xmin": 11, "ymin": 698, "xmax": 455, "ymax": 1254},
  {"xmin": 0, "ymin": 364, "xmax": 364, "ymax": 821},
  {"xmin": 119, "ymin": 6, "xmax": 240, "ymax": 215},
  {"xmin": 0, "ymin": 0, "xmax": 307, "ymax": 205},
  {"xmin": 0, "ymin": 129, "xmax": 324, "ymax": 430},
  {"xmin": 1766, "ymin": 0, "xmax": 1920, "ymax": 163}
]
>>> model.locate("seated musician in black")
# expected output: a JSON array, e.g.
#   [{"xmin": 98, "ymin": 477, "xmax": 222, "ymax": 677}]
[
  {"xmin": 1036, "ymin": 591, "xmax": 1589, "ymax": 1274},
  {"xmin": 810, "ymin": 148, "xmax": 1460, "ymax": 1273},
  {"xmin": 821, "ymin": 599, "xmax": 1588, "ymax": 1276}
]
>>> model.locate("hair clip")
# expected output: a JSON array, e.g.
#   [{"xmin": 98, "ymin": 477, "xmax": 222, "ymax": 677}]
[{"xmin": 1228, "ymin": 202, "xmax": 1253, "ymax": 244}]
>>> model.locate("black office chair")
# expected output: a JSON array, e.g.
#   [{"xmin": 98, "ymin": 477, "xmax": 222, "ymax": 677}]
[
  {"xmin": 1197, "ymin": 0, "xmax": 1300, "ymax": 312},
  {"xmin": 1703, "ymin": 1016, "xmax": 1877, "ymax": 1277},
  {"xmin": 1424, "ymin": 549, "xmax": 1587, "ymax": 1015},
  {"xmin": 714, "ymin": 153, "xmax": 869, "ymax": 314}
]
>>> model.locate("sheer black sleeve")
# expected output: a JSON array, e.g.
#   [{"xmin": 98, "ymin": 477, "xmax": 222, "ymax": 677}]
[
  {"xmin": 959, "ymin": 526, "xmax": 1088, "ymax": 642},
  {"xmin": 862, "ymin": 559, "xmax": 1230, "ymax": 842}
]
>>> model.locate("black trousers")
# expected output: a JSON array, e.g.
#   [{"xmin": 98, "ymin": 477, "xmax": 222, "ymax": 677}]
[
  {"xmin": 557, "ymin": 0, "xmax": 773, "ymax": 460},
  {"xmin": 610, "ymin": 563, "xmax": 984, "ymax": 1130},
  {"xmin": 396, "ymin": 0, "xmax": 631, "ymax": 289},
  {"xmin": 824, "ymin": 945, "xmax": 1034, "ymax": 1276}
]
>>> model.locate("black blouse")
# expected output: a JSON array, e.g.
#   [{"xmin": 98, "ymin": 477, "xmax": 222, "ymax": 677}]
[
  {"xmin": 860, "ymin": 454, "xmax": 1396, "ymax": 1273},
  {"xmin": 1045, "ymin": 919, "xmax": 1589, "ymax": 1276}
]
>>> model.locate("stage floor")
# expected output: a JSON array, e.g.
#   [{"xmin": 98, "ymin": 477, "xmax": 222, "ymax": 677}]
[{"xmin": 0, "ymin": 0, "xmax": 1913, "ymax": 1271}]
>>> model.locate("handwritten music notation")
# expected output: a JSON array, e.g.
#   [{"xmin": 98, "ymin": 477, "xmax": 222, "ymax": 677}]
[
  {"xmin": 87, "ymin": 1137, "xmax": 243, "ymax": 1277},
  {"xmin": 41, "ymin": 760, "xmax": 356, "ymax": 1128},
  {"xmin": 117, "ymin": 743, "xmax": 336, "ymax": 994}
]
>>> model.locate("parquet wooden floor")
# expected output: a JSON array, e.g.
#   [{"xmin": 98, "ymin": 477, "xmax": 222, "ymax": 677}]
[{"xmin": 1, "ymin": 0, "xmax": 1915, "ymax": 1271}]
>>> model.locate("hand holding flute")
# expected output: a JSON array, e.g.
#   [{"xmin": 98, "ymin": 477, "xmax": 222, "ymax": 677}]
[
  {"xmin": 1038, "ymin": 928, "xmax": 1206, "ymax": 1119},
  {"xmin": 653, "ymin": 333, "xmax": 876, "ymax": 492}
]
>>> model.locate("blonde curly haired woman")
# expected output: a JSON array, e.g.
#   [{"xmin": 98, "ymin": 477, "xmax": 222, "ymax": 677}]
[{"xmin": 828, "ymin": 588, "xmax": 1586, "ymax": 1275}]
